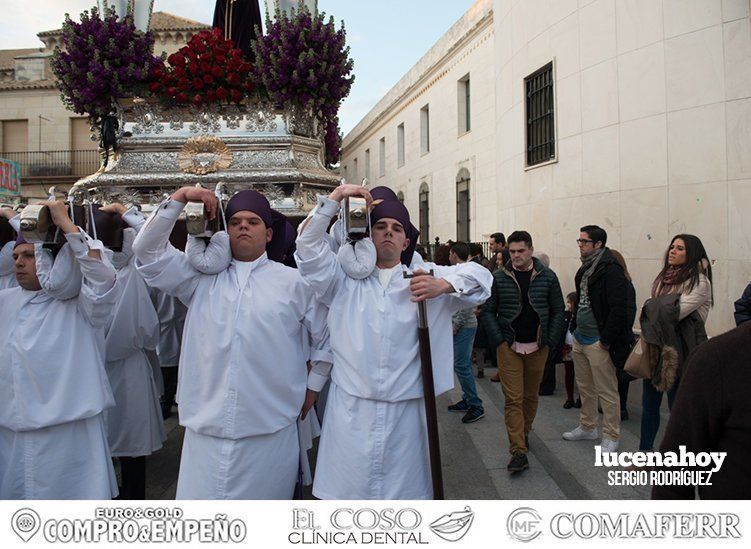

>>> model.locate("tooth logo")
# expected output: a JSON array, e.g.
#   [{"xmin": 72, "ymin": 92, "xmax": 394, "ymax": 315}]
[
  {"xmin": 12, "ymin": 508, "xmax": 40, "ymax": 543},
  {"xmin": 429, "ymin": 506, "xmax": 475, "ymax": 542}
]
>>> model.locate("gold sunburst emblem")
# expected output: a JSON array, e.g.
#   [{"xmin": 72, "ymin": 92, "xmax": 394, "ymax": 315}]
[{"xmin": 178, "ymin": 135, "xmax": 233, "ymax": 175}]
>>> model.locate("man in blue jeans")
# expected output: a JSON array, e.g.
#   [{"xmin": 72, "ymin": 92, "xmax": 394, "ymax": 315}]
[{"xmin": 447, "ymin": 242, "xmax": 485, "ymax": 423}]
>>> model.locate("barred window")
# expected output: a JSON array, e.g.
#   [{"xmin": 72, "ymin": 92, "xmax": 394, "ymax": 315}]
[{"xmin": 525, "ymin": 62, "xmax": 555, "ymax": 166}]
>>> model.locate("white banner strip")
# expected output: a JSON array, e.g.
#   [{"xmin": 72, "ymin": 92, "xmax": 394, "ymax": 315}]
[{"xmin": 1, "ymin": 500, "xmax": 748, "ymax": 548}]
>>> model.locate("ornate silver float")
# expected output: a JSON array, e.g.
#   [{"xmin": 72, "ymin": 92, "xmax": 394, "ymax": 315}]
[{"xmin": 78, "ymin": 97, "xmax": 339, "ymax": 218}]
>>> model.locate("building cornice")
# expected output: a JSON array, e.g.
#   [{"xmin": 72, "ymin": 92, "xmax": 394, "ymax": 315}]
[{"xmin": 343, "ymin": 0, "xmax": 493, "ymax": 153}]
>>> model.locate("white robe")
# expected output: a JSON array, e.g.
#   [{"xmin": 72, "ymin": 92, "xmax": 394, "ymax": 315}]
[
  {"xmin": 133, "ymin": 199, "xmax": 332, "ymax": 499},
  {"xmin": 294, "ymin": 195, "xmax": 492, "ymax": 500},
  {"xmin": 0, "ymin": 240, "xmax": 16, "ymax": 290},
  {"xmin": 0, "ymin": 230, "xmax": 119, "ymax": 499},
  {"xmin": 104, "ymin": 225, "xmax": 165, "ymax": 457},
  {"xmin": 154, "ymin": 292, "xmax": 187, "ymax": 369}
]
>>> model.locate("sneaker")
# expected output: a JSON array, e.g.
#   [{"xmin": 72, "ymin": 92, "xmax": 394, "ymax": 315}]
[
  {"xmin": 447, "ymin": 400, "xmax": 470, "ymax": 413},
  {"xmin": 562, "ymin": 426, "xmax": 599, "ymax": 441},
  {"xmin": 490, "ymin": 373, "xmax": 500, "ymax": 383},
  {"xmin": 599, "ymin": 437, "xmax": 619, "ymax": 453},
  {"xmin": 462, "ymin": 407, "xmax": 485, "ymax": 423},
  {"xmin": 507, "ymin": 453, "xmax": 529, "ymax": 473}
]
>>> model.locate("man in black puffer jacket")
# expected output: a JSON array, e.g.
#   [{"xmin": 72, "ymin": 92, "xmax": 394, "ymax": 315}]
[
  {"xmin": 480, "ymin": 231, "xmax": 565, "ymax": 474},
  {"xmin": 562, "ymin": 225, "xmax": 629, "ymax": 455}
]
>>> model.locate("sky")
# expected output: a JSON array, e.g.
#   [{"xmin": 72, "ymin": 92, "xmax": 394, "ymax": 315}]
[{"xmin": 0, "ymin": 0, "xmax": 476, "ymax": 136}]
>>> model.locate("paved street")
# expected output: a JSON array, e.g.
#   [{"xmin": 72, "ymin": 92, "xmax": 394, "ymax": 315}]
[{"xmin": 141, "ymin": 362, "xmax": 662, "ymax": 500}]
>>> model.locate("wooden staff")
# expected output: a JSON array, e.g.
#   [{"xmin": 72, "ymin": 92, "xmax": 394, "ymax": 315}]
[{"xmin": 403, "ymin": 269, "xmax": 444, "ymax": 500}]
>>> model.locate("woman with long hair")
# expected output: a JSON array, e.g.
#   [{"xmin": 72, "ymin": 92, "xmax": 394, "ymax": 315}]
[{"xmin": 639, "ymin": 234, "xmax": 713, "ymax": 451}]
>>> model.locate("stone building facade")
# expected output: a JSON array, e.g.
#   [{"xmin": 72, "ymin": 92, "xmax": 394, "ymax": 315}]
[
  {"xmin": 341, "ymin": 0, "xmax": 751, "ymax": 335},
  {"xmin": 340, "ymin": 0, "xmax": 496, "ymax": 247},
  {"xmin": 0, "ymin": 12, "xmax": 209, "ymax": 199}
]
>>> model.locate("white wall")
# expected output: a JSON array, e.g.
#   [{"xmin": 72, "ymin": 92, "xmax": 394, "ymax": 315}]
[{"xmin": 493, "ymin": 0, "xmax": 751, "ymax": 335}]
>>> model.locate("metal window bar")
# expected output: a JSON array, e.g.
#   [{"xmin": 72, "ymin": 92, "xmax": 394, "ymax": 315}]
[
  {"xmin": 526, "ymin": 63, "xmax": 555, "ymax": 166},
  {"xmin": 456, "ymin": 179, "xmax": 470, "ymax": 242},
  {"xmin": 1, "ymin": 150, "xmax": 101, "ymax": 178}
]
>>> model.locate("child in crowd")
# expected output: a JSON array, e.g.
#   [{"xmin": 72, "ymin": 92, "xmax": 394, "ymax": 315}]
[{"xmin": 562, "ymin": 292, "xmax": 581, "ymax": 409}]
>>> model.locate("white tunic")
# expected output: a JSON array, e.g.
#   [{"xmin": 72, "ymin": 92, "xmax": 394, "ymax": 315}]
[
  {"xmin": 154, "ymin": 292, "xmax": 187, "ymax": 369},
  {"xmin": 0, "ymin": 241, "xmax": 16, "ymax": 290},
  {"xmin": 0, "ymin": 231, "xmax": 119, "ymax": 499},
  {"xmin": 133, "ymin": 199, "xmax": 332, "ymax": 499},
  {"xmin": 294, "ymin": 196, "xmax": 492, "ymax": 499},
  {"xmin": 104, "ymin": 224, "xmax": 165, "ymax": 457}
]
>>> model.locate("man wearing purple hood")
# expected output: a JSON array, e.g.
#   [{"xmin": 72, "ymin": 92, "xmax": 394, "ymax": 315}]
[
  {"xmin": 132, "ymin": 185, "xmax": 331, "ymax": 499},
  {"xmin": 0, "ymin": 201, "xmax": 118, "ymax": 499},
  {"xmin": 295, "ymin": 184, "xmax": 493, "ymax": 499}
]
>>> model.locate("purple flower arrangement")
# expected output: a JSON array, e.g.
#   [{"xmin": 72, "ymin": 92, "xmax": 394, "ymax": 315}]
[
  {"xmin": 51, "ymin": 6, "xmax": 162, "ymax": 122},
  {"xmin": 252, "ymin": 5, "xmax": 354, "ymax": 166},
  {"xmin": 51, "ymin": 5, "xmax": 353, "ymax": 167}
]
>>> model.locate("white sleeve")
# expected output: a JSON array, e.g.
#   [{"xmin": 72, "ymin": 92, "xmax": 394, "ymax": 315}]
[
  {"xmin": 431, "ymin": 260, "xmax": 493, "ymax": 310},
  {"xmin": 302, "ymin": 297, "xmax": 333, "ymax": 392},
  {"xmin": 122, "ymin": 206, "xmax": 147, "ymax": 232},
  {"xmin": 35, "ymin": 242, "xmax": 83, "ymax": 300},
  {"xmin": 185, "ymin": 231, "xmax": 232, "ymax": 274},
  {"xmin": 9, "ymin": 214, "xmax": 21, "ymax": 233},
  {"xmin": 66, "ymin": 229, "xmax": 119, "ymax": 328},
  {"xmin": 337, "ymin": 238, "xmax": 376, "ymax": 279},
  {"xmin": 679, "ymin": 274, "xmax": 712, "ymax": 321},
  {"xmin": 293, "ymin": 196, "xmax": 346, "ymax": 306},
  {"xmin": 297, "ymin": 205, "xmax": 339, "ymax": 251},
  {"xmin": 132, "ymin": 199, "xmax": 200, "ymax": 305},
  {"xmin": 0, "ymin": 241, "xmax": 14, "ymax": 276}
]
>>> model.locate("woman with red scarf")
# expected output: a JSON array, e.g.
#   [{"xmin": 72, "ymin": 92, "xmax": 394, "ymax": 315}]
[{"xmin": 638, "ymin": 234, "xmax": 713, "ymax": 451}]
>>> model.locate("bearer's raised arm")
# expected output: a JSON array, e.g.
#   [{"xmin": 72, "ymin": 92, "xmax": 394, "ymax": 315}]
[
  {"xmin": 45, "ymin": 200, "xmax": 118, "ymax": 327},
  {"xmin": 294, "ymin": 184, "xmax": 372, "ymax": 304},
  {"xmin": 428, "ymin": 261, "xmax": 493, "ymax": 310},
  {"xmin": 132, "ymin": 186, "xmax": 216, "ymax": 304}
]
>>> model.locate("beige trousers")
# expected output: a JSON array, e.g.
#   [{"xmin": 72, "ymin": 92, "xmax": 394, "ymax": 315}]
[
  {"xmin": 572, "ymin": 339, "xmax": 620, "ymax": 440},
  {"xmin": 497, "ymin": 343, "xmax": 549, "ymax": 455}
]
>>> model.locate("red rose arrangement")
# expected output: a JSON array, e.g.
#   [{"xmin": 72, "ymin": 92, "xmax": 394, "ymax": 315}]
[{"xmin": 150, "ymin": 28, "xmax": 256, "ymax": 106}]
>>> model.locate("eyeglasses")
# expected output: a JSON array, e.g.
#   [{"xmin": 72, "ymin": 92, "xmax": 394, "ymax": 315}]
[{"xmin": 576, "ymin": 238, "xmax": 594, "ymax": 245}]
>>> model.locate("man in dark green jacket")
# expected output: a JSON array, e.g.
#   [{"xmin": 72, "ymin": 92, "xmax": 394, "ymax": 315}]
[{"xmin": 480, "ymin": 231, "xmax": 565, "ymax": 473}]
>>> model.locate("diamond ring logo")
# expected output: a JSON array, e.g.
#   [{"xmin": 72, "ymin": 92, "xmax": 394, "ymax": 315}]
[
  {"xmin": 429, "ymin": 506, "xmax": 475, "ymax": 542},
  {"xmin": 507, "ymin": 507, "xmax": 542, "ymax": 542},
  {"xmin": 12, "ymin": 508, "xmax": 40, "ymax": 542}
]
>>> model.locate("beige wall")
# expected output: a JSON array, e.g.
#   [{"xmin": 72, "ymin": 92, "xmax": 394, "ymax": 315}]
[
  {"xmin": 0, "ymin": 88, "xmax": 79, "ymax": 152},
  {"xmin": 493, "ymin": 0, "xmax": 751, "ymax": 335}
]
